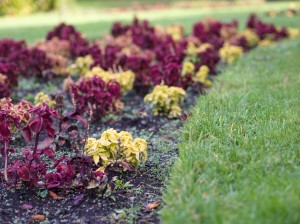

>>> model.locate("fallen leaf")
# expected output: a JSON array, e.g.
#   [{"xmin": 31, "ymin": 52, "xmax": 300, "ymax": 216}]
[
  {"xmin": 144, "ymin": 201, "xmax": 160, "ymax": 211},
  {"xmin": 20, "ymin": 203, "xmax": 33, "ymax": 210},
  {"xmin": 73, "ymin": 194, "xmax": 84, "ymax": 206},
  {"xmin": 17, "ymin": 166, "xmax": 30, "ymax": 181},
  {"xmin": 180, "ymin": 112, "xmax": 192, "ymax": 121},
  {"xmin": 49, "ymin": 191, "xmax": 63, "ymax": 200},
  {"xmin": 30, "ymin": 214, "xmax": 45, "ymax": 222},
  {"xmin": 38, "ymin": 189, "xmax": 48, "ymax": 198}
]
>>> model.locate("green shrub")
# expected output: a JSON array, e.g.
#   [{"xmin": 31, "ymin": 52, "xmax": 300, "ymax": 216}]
[
  {"xmin": 0, "ymin": 0, "xmax": 59, "ymax": 16},
  {"xmin": 33, "ymin": 0, "xmax": 59, "ymax": 12}
]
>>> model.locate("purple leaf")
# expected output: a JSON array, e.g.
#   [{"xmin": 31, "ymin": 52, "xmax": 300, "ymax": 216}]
[
  {"xmin": 37, "ymin": 136, "xmax": 54, "ymax": 150},
  {"xmin": 45, "ymin": 126, "xmax": 56, "ymax": 138},
  {"xmin": 20, "ymin": 203, "xmax": 33, "ymax": 210},
  {"xmin": 33, "ymin": 154, "xmax": 41, "ymax": 163},
  {"xmin": 29, "ymin": 117, "xmax": 43, "ymax": 134},
  {"xmin": 18, "ymin": 166, "xmax": 30, "ymax": 181},
  {"xmin": 43, "ymin": 148, "xmax": 55, "ymax": 160},
  {"xmin": 0, "ymin": 122, "xmax": 11, "ymax": 138},
  {"xmin": 22, "ymin": 126, "xmax": 32, "ymax": 142},
  {"xmin": 73, "ymin": 115, "xmax": 87, "ymax": 127},
  {"xmin": 48, "ymin": 108, "xmax": 59, "ymax": 118},
  {"xmin": 47, "ymin": 181, "xmax": 61, "ymax": 189},
  {"xmin": 61, "ymin": 122, "xmax": 70, "ymax": 130},
  {"xmin": 73, "ymin": 194, "xmax": 84, "ymax": 206}
]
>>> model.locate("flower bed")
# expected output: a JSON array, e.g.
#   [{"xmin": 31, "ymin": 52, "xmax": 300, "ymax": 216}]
[{"xmin": 0, "ymin": 14, "xmax": 298, "ymax": 223}]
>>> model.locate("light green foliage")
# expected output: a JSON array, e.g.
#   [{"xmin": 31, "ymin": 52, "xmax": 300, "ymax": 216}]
[
  {"xmin": 34, "ymin": 91, "xmax": 56, "ymax": 108},
  {"xmin": 67, "ymin": 55, "xmax": 94, "ymax": 76},
  {"xmin": 144, "ymin": 85, "xmax": 186, "ymax": 118},
  {"xmin": 219, "ymin": 43, "xmax": 244, "ymax": 64},
  {"xmin": 113, "ymin": 177, "xmax": 133, "ymax": 190},
  {"xmin": 84, "ymin": 128, "xmax": 147, "ymax": 168},
  {"xmin": 85, "ymin": 67, "xmax": 135, "ymax": 93}
]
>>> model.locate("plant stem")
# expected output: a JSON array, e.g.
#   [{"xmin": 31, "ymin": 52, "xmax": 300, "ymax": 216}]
[
  {"xmin": 29, "ymin": 133, "xmax": 40, "ymax": 171},
  {"xmin": 4, "ymin": 140, "xmax": 9, "ymax": 182}
]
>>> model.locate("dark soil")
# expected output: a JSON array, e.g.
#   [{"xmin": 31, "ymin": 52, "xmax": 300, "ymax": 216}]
[{"xmin": 0, "ymin": 78, "xmax": 201, "ymax": 224}]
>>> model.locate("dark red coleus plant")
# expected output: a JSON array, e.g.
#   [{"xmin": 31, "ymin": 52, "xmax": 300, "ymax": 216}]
[
  {"xmin": 46, "ymin": 23, "xmax": 89, "ymax": 58},
  {"xmin": 0, "ymin": 110, "xmax": 21, "ymax": 182},
  {"xmin": 0, "ymin": 82, "xmax": 11, "ymax": 98},
  {"xmin": 68, "ymin": 76, "xmax": 121, "ymax": 119},
  {"xmin": 0, "ymin": 39, "xmax": 55, "ymax": 81},
  {"xmin": 14, "ymin": 104, "xmax": 59, "ymax": 186},
  {"xmin": 0, "ymin": 98, "xmax": 31, "ymax": 182},
  {"xmin": 22, "ymin": 103, "xmax": 58, "ymax": 142},
  {"xmin": 246, "ymin": 14, "xmax": 288, "ymax": 40}
]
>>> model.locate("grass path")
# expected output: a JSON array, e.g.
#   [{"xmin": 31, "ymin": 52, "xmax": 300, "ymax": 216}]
[{"xmin": 161, "ymin": 37, "xmax": 300, "ymax": 223}]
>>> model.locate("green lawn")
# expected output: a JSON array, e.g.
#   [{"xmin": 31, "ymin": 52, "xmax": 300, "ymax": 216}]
[
  {"xmin": 161, "ymin": 31, "xmax": 300, "ymax": 224},
  {"xmin": 0, "ymin": 1, "xmax": 299, "ymax": 43}
]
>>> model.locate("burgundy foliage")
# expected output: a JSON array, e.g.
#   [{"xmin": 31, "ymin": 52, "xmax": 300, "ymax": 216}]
[
  {"xmin": 46, "ymin": 23, "xmax": 89, "ymax": 58},
  {"xmin": 247, "ymin": 14, "xmax": 288, "ymax": 40},
  {"xmin": 69, "ymin": 76, "xmax": 121, "ymax": 118},
  {"xmin": 194, "ymin": 48, "xmax": 220, "ymax": 75},
  {"xmin": 192, "ymin": 19, "xmax": 238, "ymax": 49},
  {"xmin": 0, "ymin": 83, "xmax": 11, "ymax": 98},
  {"xmin": 0, "ymin": 39, "xmax": 54, "ymax": 86}
]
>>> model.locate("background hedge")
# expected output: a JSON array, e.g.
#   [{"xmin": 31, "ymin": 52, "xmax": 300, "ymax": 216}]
[{"xmin": 0, "ymin": 0, "xmax": 59, "ymax": 16}]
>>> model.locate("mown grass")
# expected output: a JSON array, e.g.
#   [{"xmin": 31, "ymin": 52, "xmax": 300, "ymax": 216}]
[
  {"xmin": 161, "ymin": 35, "xmax": 300, "ymax": 223},
  {"xmin": 0, "ymin": 1, "xmax": 299, "ymax": 43}
]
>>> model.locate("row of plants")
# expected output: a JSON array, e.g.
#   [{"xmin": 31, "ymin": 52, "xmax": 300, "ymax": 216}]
[
  {"xmin": 0, "ymin": 14, "xmax": 299, "ymax": 197},
  {"xmin": 267, "ymin": 3, "xmax": 300, "ymax": 18},
  {"xmin": 0, "ymin": 97, "xmax": 147, "ymax": 193}
]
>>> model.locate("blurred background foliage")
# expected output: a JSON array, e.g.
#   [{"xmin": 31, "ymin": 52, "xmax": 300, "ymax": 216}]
[
  {"xmin": 0, "ymin": 0, "xmax": 60, "ymax": 15},
  {"xmin": 1, "ymin": 0, "xmax": 297, "ymax": 16}
]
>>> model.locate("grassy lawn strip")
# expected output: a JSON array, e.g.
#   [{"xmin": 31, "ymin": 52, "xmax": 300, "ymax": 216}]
[{"xmin": 161, "ymin": 38, "xmax": 300, "ymax": 224}]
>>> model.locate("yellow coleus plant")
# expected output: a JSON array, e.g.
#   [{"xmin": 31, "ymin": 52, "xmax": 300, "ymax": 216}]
[
  {"xmin": 84, "ymin": 128, "xmax": 147, "ymax": 169},
  {"xmin": 287, "ymin": 28, "xmax": 300, "ymax": 39},
  {"xmin": 239, "ymin": 29, "xmax": 260, "ymax": 48},
  {"xmin": 144, "ymin": 85, "xmax": 186, "ymax": 118},
  {"xmin": 34, "ymin": 92, "xmax": 56, "ymax": 108},
  {"xmin": 193, "ymin": 65, "xmax": 212, "ymax": 87},
  {"xmin": 182, "ymin": 61, "xmax": 195, "ymax": 77},
  {"xmin": 219, "ymin": 43, "xmax": 244, "ymax": 64},
  {"xmin": 85, "ymin": 66, "xmax": 135, "ymax": 93},
  {"xmin": 185, "ymin": 42, "xmax": 212, "ymax": 56},
  {"xmin": 166, "ymin": 24, "xmax": 184, "ymax": 41},
  {"xmin": 258, "ymin": 39, "xmax": 274, "ymax": 47},
  {"xmin": 68, "ymin": 55, "xmax": 94, "ymax": 76}
]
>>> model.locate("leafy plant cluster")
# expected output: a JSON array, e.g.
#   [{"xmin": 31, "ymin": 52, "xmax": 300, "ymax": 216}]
[
  {"xmin": 69, "ymin": 61, "xmax": 135, "ymax": 94},
  {"xmin": 0, "ymin": 39, "xmax": 55, "ymax": 98},
  {"xmin": 266, "ymin": 4, "xmax": 300, "ymax": 18},
  {"xmin": 1, "ymin": 15, "xmax": 298, "ymax": 117},
  {"xmin": 0, "ymin": 97, "xmax": 146, "ymax": 194},
  {"xmin": 67, "ymin": 76, "xmax": 121, "ymax": 119},
  {"xmin": 219, "ymin": 44, "xmax": 244, "ymax": 64},
  {"xmin": 34, "ymin": 92, "xmax": 56, "ymax": 108},
  {"xmin": 144, "ymin": 85, "xmax": 186, "ymax": 118},
  {"xmin": 84, "ymin": 128, "xmax": 147, "ymax": 169},
  {"xmin": 35, "ymin": 37, "xmax": 71, "ymax": 76}
]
